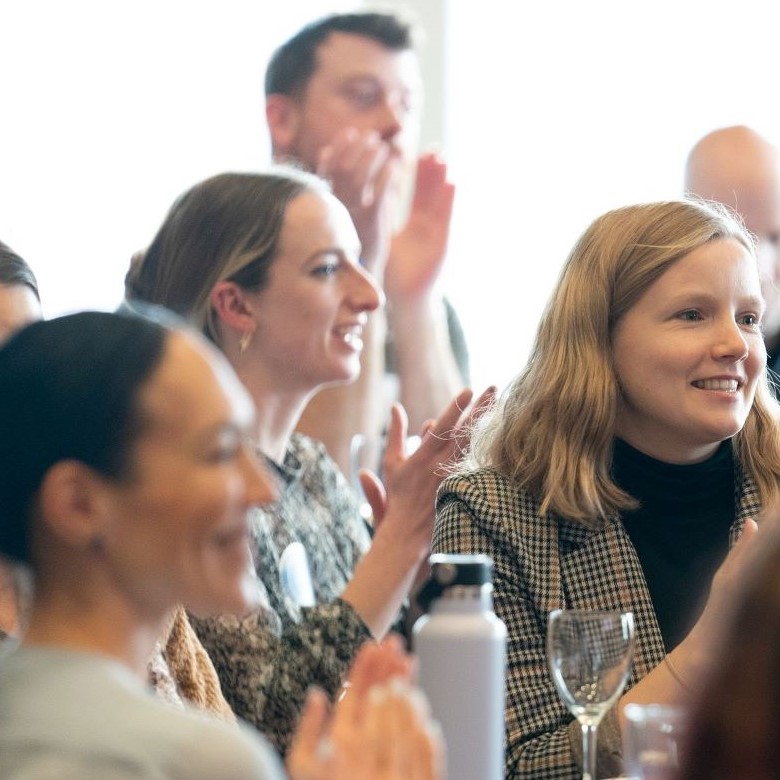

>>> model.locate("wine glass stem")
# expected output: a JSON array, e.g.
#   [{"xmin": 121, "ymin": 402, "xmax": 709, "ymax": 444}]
[{"xmin": 581, "ymin": 722, "xmax": 598, "ymax": 780}]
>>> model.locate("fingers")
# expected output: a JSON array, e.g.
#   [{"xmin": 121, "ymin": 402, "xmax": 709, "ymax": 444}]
[
  {"xmin": 418, "ymin": 419, "xmax": 436, "ymax": 438},
  {"xmin": 451, "ymin": 385, "xmax": 498, "ymax": 458},
  {"xmin": 358, "ymin": 469, "xmax": 387, "ymax": 526},
  {"xmin": 331, "ymin": 638, "xmax": 413, "ymax": 747},
  {"xmin": 286, "ymin": 688, "xmax": 331, "ymax": 780},
  {"xmin": 344, "ymin": 636, "xmax": 414, "ymax": 701},
  {"xmin": 719, "ymin": 517, "xmax": 759, "ymax": 579},
  {"xmin": 372, "ymin": 146, "xmax": 402, "ymax": 210},
  {"xmin": 424, "ymin": 388, "xmax": 474, "ymax": 442},
  {"xmin": 317, "ymin": 128, "xmax": 399, "ymax": 210},
  {"xmin": 384, "ymin": 403, "xmax": 409, "ymax": 464},
  {"xmin": 697, "ymin": 517, "xmax": 762, "ymax": 647},
  {"xmin": 411, "ymin": 153, "xmax": 455, "ymax": 225},
  {"xmin": 364, "ymin": 679, "xmax": 443, "ymax": 779},
  {"xmin": 467, "ymin": 385, "xmax": 498, "ymax": 427}
]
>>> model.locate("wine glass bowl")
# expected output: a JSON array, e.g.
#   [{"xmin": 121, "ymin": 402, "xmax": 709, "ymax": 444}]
[{"xmin": 547, "ymin": 609, "xmax": 635, "ymax": 780}]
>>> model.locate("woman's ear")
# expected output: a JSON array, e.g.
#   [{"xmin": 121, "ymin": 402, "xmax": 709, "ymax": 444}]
[
  {"xmin": 36, "ymin": 461, "xmax": 113, "ymax": 552},
  {"xmin": 210, "ymin": 281, "xmax": 256, "ymax": 332}
]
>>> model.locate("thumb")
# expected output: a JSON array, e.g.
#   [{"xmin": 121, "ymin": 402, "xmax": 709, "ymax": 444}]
[
  {"xmin": 359, "ymin": 469, "xmax": 387, "ymax": 527},
  {"xmin": 286, "ymin": 688, "xmax": 331, "ymax": 780}
]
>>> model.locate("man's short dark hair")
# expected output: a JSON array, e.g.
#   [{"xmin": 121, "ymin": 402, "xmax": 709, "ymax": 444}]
[
  {"xmin": 265, "ymin": 12, "xmax": 415, "ymax": 98},
  {"xmin": 0, "ymin": 241, "xmax": 39, "ymax": 301}
]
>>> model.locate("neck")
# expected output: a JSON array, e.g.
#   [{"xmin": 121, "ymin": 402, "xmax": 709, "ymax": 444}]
[
  {"xmin": 22, "ymin": 577, "xmax": 172, "ymax": 681},
  {"xmin": 231, "ymin": 360, "xmax": 317, "ymax": 464},
  {"xmin": 249, "ymin": 385, "xmax": 314, "ymax": 464},
  {"xmin": 221, "ymin": 331, "xmax": 324, "ymax": 461},
  {"xmin": 272, "ymin": 148, "xmax": 314, "ymax": 174}
]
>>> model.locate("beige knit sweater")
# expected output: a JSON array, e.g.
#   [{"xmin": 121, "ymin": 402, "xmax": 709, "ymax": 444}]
[{"xmin": 150, "ymin": 606, "xmax": 236, "ymax": 723}]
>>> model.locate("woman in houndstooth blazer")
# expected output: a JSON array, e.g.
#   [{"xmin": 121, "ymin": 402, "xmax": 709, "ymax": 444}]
[{"xmin": 434, "ymin": 199, "xmax": 780, "ymax": 779}]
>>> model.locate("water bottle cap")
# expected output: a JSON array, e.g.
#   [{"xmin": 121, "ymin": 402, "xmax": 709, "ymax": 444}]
[{"xmin": 416, "ymin": 554, "xmax": 494, "ymax": 610}]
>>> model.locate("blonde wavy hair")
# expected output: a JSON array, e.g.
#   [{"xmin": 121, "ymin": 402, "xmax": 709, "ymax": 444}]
[{"xmin": 471, "ymin": 199, "xmax": 780, "ymax": 526}]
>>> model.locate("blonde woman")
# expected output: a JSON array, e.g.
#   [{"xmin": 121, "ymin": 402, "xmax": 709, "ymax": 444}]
[{"xmin": 434, "ymin": 199, "xmax": 780, "ymax": 778}]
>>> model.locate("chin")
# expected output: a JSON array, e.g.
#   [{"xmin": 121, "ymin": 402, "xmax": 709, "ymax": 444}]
[
  {"xmin": 320, "ymin": 364, "xmax": 361, "ymax": 386},
  {"xmin": 187, "ymin": 572, "xmax": 261, "ymax": 619}
]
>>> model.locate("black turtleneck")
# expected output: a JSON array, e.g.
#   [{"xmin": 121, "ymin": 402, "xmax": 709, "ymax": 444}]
[{"xmin": 612, "ymin": 438, "xmax": 735, "ymax": 652}]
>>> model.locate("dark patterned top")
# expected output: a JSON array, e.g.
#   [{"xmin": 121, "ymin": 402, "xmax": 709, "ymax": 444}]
[
  {"xmin": 191, "ymin": 433, "xmax": 373, "ymax": 755},
  {"xmin": 434, "ymin": 462, "xmax": 760, "ymax": 780}
]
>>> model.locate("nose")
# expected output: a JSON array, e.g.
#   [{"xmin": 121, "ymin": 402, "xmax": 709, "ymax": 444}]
[
  {"xmin": 241, "ymin": 444, "xmax": 277, "ymax": 507},
  {"xmin": 713, "ymin": 318, "xmax": 750, "ymax": 362},
  {"xmin": 378, "ymin": 97, "xmax": 404, "ymax": 142},
  {"xmin": 347, "ymin": 264, "xmax": 384, "ymax": 313}
]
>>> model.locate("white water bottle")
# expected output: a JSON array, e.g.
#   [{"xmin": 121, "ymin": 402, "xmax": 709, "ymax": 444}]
[{"xmin": 413, "ymin": 554, "xmax": 507, "ymax": 780}]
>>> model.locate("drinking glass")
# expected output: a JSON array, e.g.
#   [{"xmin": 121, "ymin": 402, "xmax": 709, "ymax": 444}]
[
  {"xmin": 623, "ymin": 703, "xmax": 687, "ymax": 780},
  {"xmin": 547, "ymin": 609, "xmax": 635, "ymax": 780}
]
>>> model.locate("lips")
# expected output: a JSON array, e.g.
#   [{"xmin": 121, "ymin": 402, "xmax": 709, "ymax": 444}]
[
  {"xmin": 333, "ymin": 323, "xmax": 364, "ymax": 351},
  {"xmin": 212, "ymin": 522, "xmax": 250, "ymax": 551},
  {"xmin": 691, "ymin": 378, "xmax": 741, "ymax": 392}
]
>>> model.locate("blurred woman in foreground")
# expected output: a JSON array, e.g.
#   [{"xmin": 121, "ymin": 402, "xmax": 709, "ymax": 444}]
[{"xmin": 0, "ymin": 311, "xmax": 442, "ymax": 779}]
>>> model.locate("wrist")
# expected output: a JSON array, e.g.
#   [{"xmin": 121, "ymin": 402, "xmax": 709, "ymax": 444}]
[{"xmin": 371, "ymin": 517, "xmax": 430, "ymax": 569}]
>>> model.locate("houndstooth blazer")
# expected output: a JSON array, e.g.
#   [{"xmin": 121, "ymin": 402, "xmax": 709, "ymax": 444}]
[{"xmin": 434, "ymin": 463, "xmax": 760, "ymax": 779}]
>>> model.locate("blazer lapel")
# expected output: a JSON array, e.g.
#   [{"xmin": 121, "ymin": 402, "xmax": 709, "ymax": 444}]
[{"xmin": 557, "ymin": 517, "xmax": 666, "ymax": 681}]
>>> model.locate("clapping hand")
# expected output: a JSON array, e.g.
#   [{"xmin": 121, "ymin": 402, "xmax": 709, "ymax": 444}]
[
  {"xmin": 286, "ymin": 635, "xmax": 444, "ymax": 780},
  {"xmin": 359, "ymin": 385, "xmax": 496, "ymax": 530}
]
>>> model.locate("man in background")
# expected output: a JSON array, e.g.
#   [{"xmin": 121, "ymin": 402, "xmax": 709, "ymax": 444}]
[
  {"xmin": 685, "ymin": 126, "xmax": 780, "ymax": 370},
  {"xmin": 264, "ymin": 12, "xmax": 468, "ymax": 474}
]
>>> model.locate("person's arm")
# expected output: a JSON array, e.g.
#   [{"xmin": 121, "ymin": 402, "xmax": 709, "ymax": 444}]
[
  {"xmin": 383, "ymin": 153, "xmax": 465, "ymax": 432},
  {"xmin": 617, "ymin": 519, "xmax": 760, "ymax": 719},
  {"xmin": 189, "ymin": 599, "xmax": 372, "ymax": 757},
  {"xmin": 340, "ymin": 388, "xmax": 490, "ymax": 638},
  {"xmin": 297, "ymin": 141, "xmax": 464, "ymax": 475}
]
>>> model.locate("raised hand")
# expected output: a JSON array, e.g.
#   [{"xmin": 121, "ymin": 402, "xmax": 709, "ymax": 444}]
[
  {"xmin": 384, "ymin": 153, "xmax": 455, "ymax": 304},
  {"xmin": 359, "ymin": 386, "xmax": 496, "ymax": 529},
  {"xmin": 316, "ymin": 128, "xmax": 402, "ymax": 271}
]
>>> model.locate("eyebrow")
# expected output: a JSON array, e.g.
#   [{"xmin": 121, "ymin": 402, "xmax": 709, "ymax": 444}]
[
  {"xmin": 304, "ymin": 246, "xmax": 362, "ymax": 266},
  {"xmin": 665, "ymin": 290, "xmax": 765, "ymax": 310}
]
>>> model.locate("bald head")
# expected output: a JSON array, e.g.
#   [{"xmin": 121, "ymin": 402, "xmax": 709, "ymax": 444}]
[
  {"xmin": 685, "ymin": 126, "xmax": 780, "ymax": 342},
  {"xmin": 685, "ymin": 126, "xmax": 780, "ymax": 226}
]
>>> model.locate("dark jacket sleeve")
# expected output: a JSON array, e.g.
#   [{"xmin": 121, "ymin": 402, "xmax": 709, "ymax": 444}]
[{"xmin": 190, "ymin": 597, "xmax": 371, "ymax": 756}]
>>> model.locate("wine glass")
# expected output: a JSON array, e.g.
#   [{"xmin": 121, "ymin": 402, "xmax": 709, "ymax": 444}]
[{"xmin": 547, "ymin": 609, "xmax": 635, "ymax": 780}]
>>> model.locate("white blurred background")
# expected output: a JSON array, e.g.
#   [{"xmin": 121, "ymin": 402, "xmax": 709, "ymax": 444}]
[{"xmin": 2, "ymin": 0, "xmax": 778, "ymax": 391}]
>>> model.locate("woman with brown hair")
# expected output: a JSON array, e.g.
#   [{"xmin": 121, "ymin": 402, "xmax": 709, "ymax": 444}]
[{"xmin": 126, "ymin": 167, "xmax": 487, "ymax": 753}]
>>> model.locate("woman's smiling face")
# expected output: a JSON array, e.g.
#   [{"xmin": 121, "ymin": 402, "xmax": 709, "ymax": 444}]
[
  {"xmin": 101, "ymin": 331, "xmax": 276, "ymax": 618},
  {"xmin": 612, "ymin": 237, "xmax": 766, "ymax": 464},
  {"xmin": 244, "ymin": 189, "xmax": 382, "ymax": 392}
]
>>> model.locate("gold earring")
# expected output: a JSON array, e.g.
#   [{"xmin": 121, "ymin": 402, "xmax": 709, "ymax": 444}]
[{"xmin": 239, "ymin": 330, "xmax": 253, "ymax": 354}]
